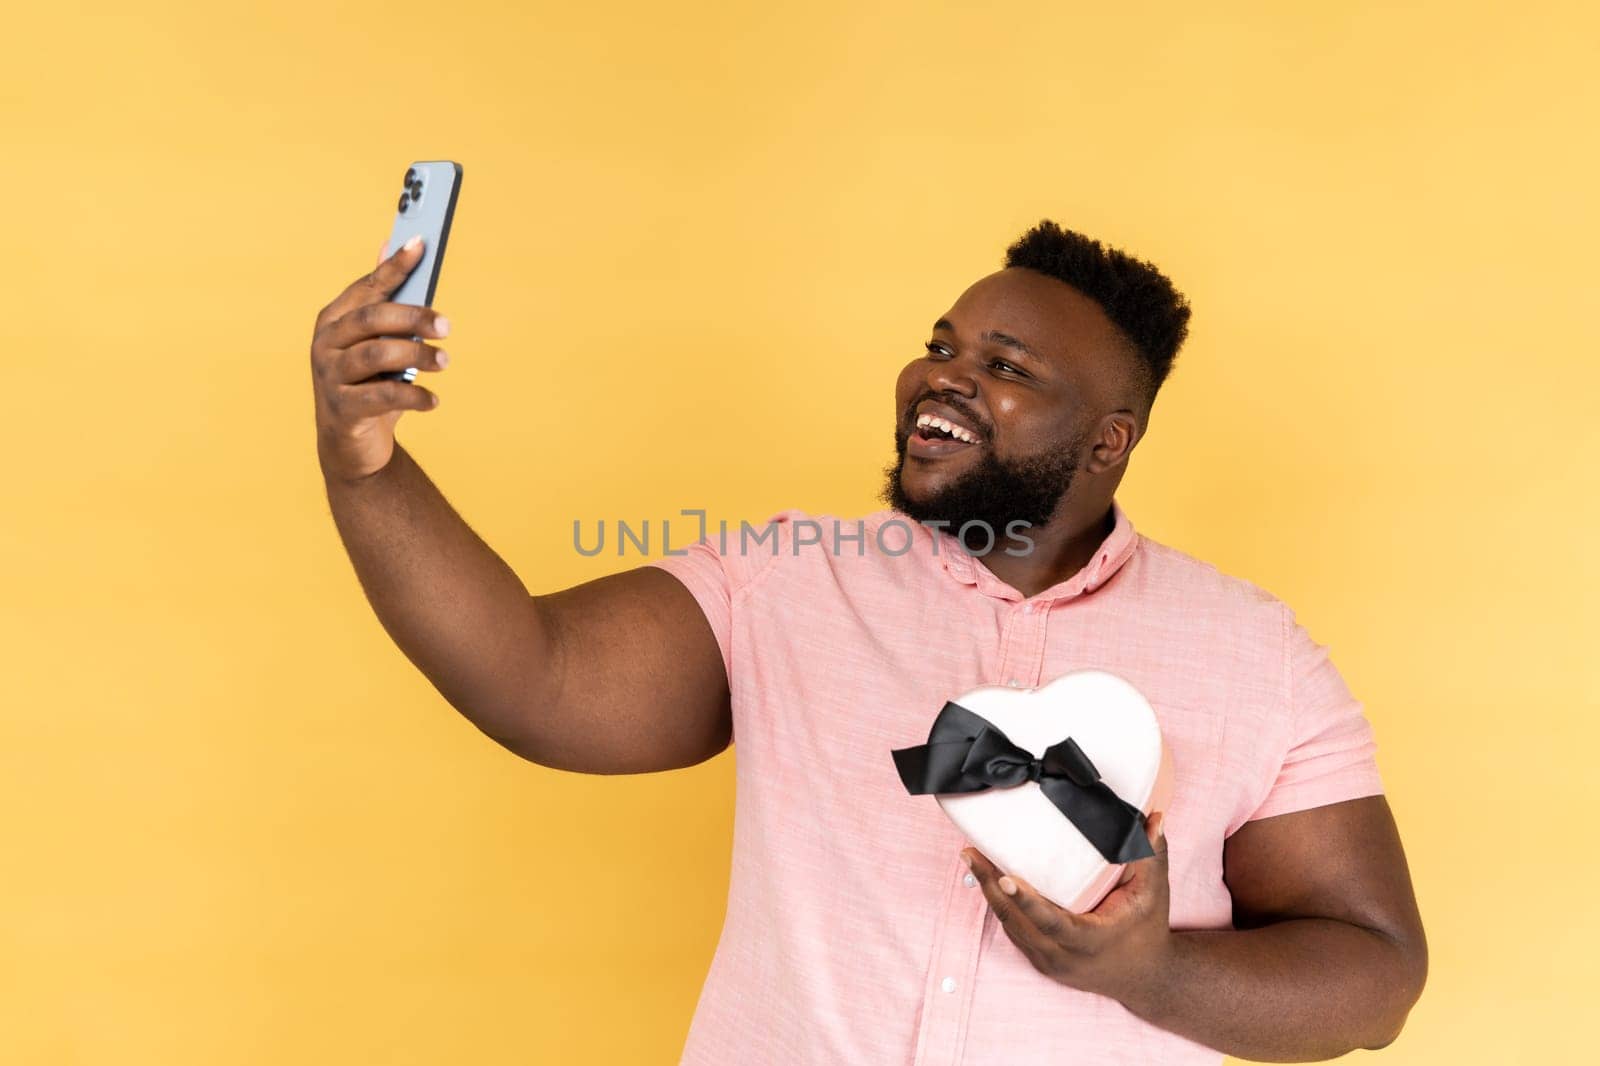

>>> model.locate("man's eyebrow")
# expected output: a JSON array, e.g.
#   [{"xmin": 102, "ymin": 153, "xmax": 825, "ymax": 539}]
[{"xmin": 932, "ymin": 318, "xmax": 1043, "ymax": 361}]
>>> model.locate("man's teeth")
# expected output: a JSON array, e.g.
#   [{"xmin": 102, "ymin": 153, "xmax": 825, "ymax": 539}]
[{"xmin": 915, "ymin": 413, "xmax": 979, "ymax": 444}]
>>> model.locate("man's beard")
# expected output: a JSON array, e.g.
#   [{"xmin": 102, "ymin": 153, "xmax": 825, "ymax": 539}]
[{"xmin": 882, "ymin": 426, "xmax": 1087, "ymax": 553}]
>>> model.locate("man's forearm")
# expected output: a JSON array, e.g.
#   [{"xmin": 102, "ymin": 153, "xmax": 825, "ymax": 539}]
[
  {"xmin": 322, "ymin": 441, "xmax": 555, "ymax": 745},
  {"xmin": 1116, "ymin": 919, "xmax": 1424, "ymax": 1062}
]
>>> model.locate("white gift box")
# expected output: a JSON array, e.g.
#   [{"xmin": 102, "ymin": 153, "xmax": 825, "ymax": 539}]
[{"xmin": 896, "ymin": 669, "xmax": 1174, "ymax": 913}]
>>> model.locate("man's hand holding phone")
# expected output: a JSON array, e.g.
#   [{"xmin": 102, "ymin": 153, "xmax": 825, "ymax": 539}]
[{"xmin": 309, "ymin": 235, "xmax": 451, "ymax": 484}]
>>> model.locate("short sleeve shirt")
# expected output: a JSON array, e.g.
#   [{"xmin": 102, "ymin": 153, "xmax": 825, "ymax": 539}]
[{"xmin": 647, "ymin": 501, "xmax": 1384, "ymax": 1065}]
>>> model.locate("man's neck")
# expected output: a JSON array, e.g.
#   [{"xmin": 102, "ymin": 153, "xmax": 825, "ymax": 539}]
[{"xmin": 975, "ymin": 500, "xmax": 1117, "ymax": 599}]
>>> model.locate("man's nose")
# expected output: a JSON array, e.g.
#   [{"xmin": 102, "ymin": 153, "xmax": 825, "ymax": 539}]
[{"xmin": 926, "ymin": 351, "xmax": 979, "ymax": 398}]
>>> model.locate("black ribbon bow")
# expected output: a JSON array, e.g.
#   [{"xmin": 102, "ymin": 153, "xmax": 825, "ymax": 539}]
[{"xmin": 891, "ymin": 700, "xmax": 1155, "ymax": 864}]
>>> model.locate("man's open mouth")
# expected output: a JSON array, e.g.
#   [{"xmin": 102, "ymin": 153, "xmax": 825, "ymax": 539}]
[
  {"xmin": 914, "ymin": 413, "xmax": 981, "ymax": 444},
  {"xmin": 907, "ymin": 408, "xmax": 985, "ymax": 458}
]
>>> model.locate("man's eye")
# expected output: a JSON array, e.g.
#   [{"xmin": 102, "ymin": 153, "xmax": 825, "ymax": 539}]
[
  {"xmin": 990, "ymin": 359, "xmax": 1024, "ymax": 377},
  {"xmin": 924, "ymin": 342, "xmax": 951, "ymax": 357}
]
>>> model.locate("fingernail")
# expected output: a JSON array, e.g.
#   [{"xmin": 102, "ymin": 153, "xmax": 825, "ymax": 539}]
[
  {"xmin": 435, "ymin": 349, "xmax": 449, "ymax": 369},
  {"xmin": 963, "ymin": 852, "xmax": 974, "ymax": 871},
  {"xmin": 404, "ymin": 234, "xmax": 422, "ymax": 251},
  {"xmin": 434, "ymin": 315, "xmax": 451, "ymax": 337},
  {"xmin": 999, "ymin": 876, "xmax": 1017, "ymax": 897}
]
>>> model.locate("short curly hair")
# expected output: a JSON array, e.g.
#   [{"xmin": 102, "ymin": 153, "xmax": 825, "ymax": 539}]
[{"xmin": 1003, "ymin": 221, "xmax": 1191, "ymax": 403}]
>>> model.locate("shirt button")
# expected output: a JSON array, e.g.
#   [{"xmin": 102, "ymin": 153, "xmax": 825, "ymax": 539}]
[
  {"xmin": 941, "ymin": 976, "xmax": 958, "ymax": 994},
  {"xmin": 1022, "ymin": 602, "xmax": 1035, "ymax": 614},
  {"xmin": 1007, "ymin": 679, "xmax": 1021, "ymax": 688},
  {"xmin": 963, "ymin": 872, "xmax": 977, "ymax": 888}
]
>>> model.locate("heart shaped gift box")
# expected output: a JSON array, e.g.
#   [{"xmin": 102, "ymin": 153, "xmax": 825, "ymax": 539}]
[{"xmin": 892, "ymin": 670, "xmax": 1174, "ymax": 913}]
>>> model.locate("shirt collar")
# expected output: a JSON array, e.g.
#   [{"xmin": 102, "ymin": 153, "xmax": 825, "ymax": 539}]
[{"xmin": 931, "ymin": 499, "xmax": 1138, "ymax": 605}]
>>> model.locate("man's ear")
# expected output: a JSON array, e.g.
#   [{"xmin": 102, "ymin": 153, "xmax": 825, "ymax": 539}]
[{"xmin": 1085, "ymin": 411, "xmax": 1141, "ymax": 473}]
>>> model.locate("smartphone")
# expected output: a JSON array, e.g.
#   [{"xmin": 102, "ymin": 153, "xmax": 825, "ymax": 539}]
[{"xmin": 375, "ymin": 159, "xmax": 463, "ymax": 383}]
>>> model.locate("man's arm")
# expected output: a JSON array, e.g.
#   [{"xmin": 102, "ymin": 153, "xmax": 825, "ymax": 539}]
[
  {"xmin": 965, "ymin": 796, "xmax": 1427, "ymax": 1061},
  {"xmin": 312, "ymin": 239, "xmax": 731, "ymax": 775},
  {"xmin": 1127, "ymin": 796, "xmax": 1426, "ymax": 1060},
  {"xmin": 323, "ymin": 444, "xmax": 731, "ymax": 774}
]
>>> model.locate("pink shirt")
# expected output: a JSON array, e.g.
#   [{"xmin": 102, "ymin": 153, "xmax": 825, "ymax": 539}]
[{"xmin": 648, "ymin": 502, "xmax": 1384, "ymax": 1065}]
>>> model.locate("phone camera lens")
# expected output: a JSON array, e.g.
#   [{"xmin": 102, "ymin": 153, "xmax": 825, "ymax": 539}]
[
  {"xmin": 397, "ymin": 193, "xmax": 409, "ymax": 212},
  {"xmin": 409, "ymin": 185, "xmax": 422, "ymax": 201},
  {"xmin": 405, "ymin": 167, "xmax": 417, "ymax": 186}
]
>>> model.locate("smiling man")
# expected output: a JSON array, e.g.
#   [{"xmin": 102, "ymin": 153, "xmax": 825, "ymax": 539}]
[{"xmin": 312, "ymin": 220, "xmax": 1427, "ymax": 1064}]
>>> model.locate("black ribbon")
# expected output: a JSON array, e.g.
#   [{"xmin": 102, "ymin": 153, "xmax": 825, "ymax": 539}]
[{"xmin": 891, "ymin": 700, "xmax": 1155, "ymax": 864}]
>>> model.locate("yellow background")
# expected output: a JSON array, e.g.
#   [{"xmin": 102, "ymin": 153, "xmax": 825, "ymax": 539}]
[{"xmin": 4, "ymin": 2, "xmax": 1595, "ymax": 1062}]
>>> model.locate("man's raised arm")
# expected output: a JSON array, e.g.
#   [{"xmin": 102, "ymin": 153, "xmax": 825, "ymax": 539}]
[{"xmin": 309, "ymin": 239, "xmax": 730, "ymax": 775}]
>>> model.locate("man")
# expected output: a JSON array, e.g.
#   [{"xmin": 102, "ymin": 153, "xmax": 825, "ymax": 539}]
[{"xmin": 309, "ymin": 221, "xmax": 1426, "ymax": 1063}]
